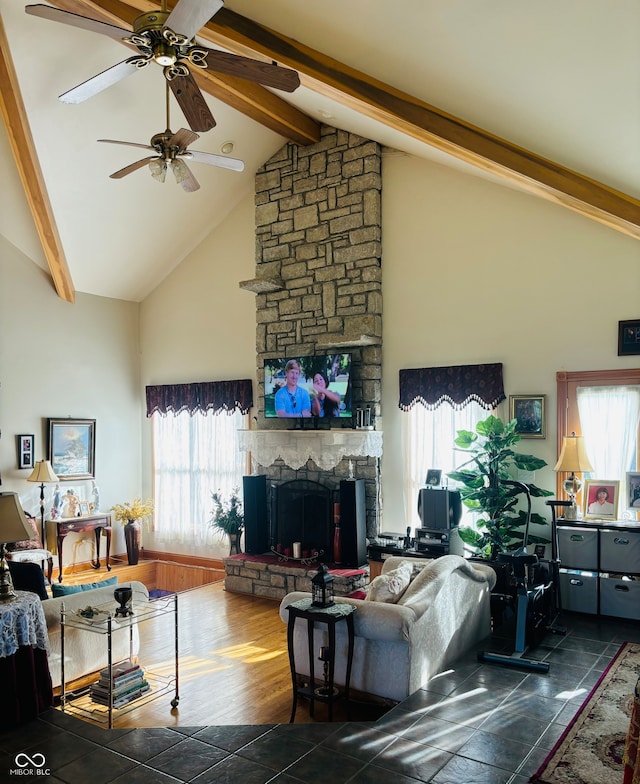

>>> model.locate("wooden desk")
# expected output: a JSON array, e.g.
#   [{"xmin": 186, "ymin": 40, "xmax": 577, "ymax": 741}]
[{"xmin": 47, "ymin": 515, "xmax": 112, "ymax": 582}]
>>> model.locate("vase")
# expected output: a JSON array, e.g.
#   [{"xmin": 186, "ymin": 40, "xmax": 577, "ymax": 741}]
[
  {"xmin": 228, "ymin": 533, "xmax": 241, "ymax": 556},
  {"xmin": 124, "ymin": 519, "xmax": 141, "ymax": 565}
]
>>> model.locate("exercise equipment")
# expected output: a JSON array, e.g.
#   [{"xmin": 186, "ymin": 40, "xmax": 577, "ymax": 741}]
[{"xmin": 477, "ymin": 481, "xmax": 562, "ymax": 673}]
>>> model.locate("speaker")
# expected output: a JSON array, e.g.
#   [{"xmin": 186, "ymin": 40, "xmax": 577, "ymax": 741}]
[
  {"xmin": 417, "ymin": 488, "xmax": 462, "ymax": 531},
  {"xmin": 242, "ymin": 475, "xmax": 268, "ymax": 554},
  {"xmin": 339, "ymin": 479, "xmax": 367, "ymax": 567}
]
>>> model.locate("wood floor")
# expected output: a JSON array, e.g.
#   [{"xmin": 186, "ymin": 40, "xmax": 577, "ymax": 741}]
[{"xmin": 58, "ymin": 569, "xmax": 390, "ymax": 729}]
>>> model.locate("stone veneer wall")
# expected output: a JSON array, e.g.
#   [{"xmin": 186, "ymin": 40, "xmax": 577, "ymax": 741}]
[{"xmin": 249, "ymin": 125, "xmax": 383, "ymax": 537}]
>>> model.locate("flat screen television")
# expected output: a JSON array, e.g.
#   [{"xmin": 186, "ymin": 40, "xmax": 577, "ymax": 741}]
[{"xmin": 264, "ymin": 353, "xmax": 352, "ymax": 420}]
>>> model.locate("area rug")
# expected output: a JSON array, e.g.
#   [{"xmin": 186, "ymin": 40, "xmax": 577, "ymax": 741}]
[{"xmin": 531, "ymin": 641, "xmax": 640, "ymax": 784}]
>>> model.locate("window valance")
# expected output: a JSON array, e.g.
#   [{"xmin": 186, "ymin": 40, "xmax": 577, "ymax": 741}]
[
  {"xmin": 146, "ymin": 380, "xmax": 253, "ymax": 417},
  {"xmin": 399, "ymin": 363, "xmax": 505, "ymax": 411}
]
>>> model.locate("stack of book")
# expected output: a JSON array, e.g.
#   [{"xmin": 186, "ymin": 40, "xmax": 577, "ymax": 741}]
[{"xmin": 90, "ymin": 660, "xmax": 150, "ymax": 709}]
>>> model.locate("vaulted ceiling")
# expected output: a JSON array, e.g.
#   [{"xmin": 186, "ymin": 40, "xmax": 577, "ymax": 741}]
[{"xmin": 1, "ymin": 0, "xmax": 639, "ymax": 303}]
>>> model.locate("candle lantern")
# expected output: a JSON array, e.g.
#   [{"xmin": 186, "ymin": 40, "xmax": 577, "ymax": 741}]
[{"xmin": 311, "ymin": 563, "xmax": 334, "ymax": 607}]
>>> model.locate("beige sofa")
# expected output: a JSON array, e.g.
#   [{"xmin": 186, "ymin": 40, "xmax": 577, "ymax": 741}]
[
  {"xmin": 279, "ymin": 555, "xmax": 496, "ymax": 702},
  {"xmin": 43, "ymin": 580, "xmax": 149, "ymax": 688}
]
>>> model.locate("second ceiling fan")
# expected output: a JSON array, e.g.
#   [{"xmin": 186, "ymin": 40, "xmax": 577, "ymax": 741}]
[{"xmin": 25, "ymin": 0, "xmax": 301, "ymax": 132}]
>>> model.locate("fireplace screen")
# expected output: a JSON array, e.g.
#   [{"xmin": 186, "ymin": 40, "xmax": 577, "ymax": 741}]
[{"xmin": 271, "ymin": 480, "xmax": 333, "ymax": 560}]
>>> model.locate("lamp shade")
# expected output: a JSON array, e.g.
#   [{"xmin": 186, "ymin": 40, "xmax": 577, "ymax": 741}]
[
  {"xmin": 553, "ymin": 433, "xmax": 594, "ymax": 474},
  {"xmin": 27, "ymin": 460, "xmax": 59, "ymax": 483},
  {"xmin": 0, "ymin": 493, "xmax": 36, "ymax": 544}
]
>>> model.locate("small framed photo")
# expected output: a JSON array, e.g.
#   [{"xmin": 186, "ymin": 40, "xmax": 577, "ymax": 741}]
[
  {"xmin": 17, "ymin": 434, "xmax": 34, "ymax": 469},
  {"xmin": 583, "ymin": 480, "xmax": 620, "ymax": 520},
  {"xmin": 425, "ymin": 469, "xmax": 442, "ymax": 486},
  {"xmin": 47, "ymin": 418, "xmax": 96, "ymax": 480},
  {"xmin": 618, "ymin": 320, "xmax": 640, "ymax": 356},
  {"xmin": 78, "ymin": 500, "xmax": 91, "ymax": 517},
  {"xmin": 510, "ymin": 395, "xmax": 545, "ymax": 438},
  {"xmin": 626, "ymin": 472, "xmax": 640, "ymax": 510}
]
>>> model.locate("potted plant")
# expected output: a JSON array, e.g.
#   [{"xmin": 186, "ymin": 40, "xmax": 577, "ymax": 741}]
[
  {"xmin": 209, "ymin": 488, "xmax": 244, "ymax": 555},
  {"xmin": 110, "ymin": 497, "xmax": 154, "ymax": 566},
  {"xmin": 448, "ymin": 415, "xmax": 553, "ymax": 561}
]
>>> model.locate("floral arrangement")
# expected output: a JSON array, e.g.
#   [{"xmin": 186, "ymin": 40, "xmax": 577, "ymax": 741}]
[
  {"xmin": 209, "ymin": 488, "xmax": 244, "ymax": 538},
  {"xmin": 110, "ymin": 497, "xmax": 154, "ymax": 526}
]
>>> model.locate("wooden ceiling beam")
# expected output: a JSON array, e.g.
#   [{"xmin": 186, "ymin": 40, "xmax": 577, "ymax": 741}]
[
  {"xmin": 49, "ymin": 0, "xmax": 320, "ymax": 145},
  {"xmin": 0, "ymin": 15, "xmax": 75, "ymax": 302}
]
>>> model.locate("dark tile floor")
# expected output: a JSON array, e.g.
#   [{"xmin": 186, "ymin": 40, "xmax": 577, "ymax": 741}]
[{"xmin": 2, "ymin": 611, "xmax": 639, "ymax": 784}]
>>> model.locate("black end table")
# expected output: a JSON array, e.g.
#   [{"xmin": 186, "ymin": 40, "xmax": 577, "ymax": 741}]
[{"xmin": 286, "ymin": 597, "xmax": 356, "ymax": 722}]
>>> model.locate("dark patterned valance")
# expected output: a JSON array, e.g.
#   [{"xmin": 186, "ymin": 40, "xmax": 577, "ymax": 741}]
[
  {"xmin": 146, "ymin": 380, "xmax": 253, "ymax": 417},
  {"xmin": 399, "ymin": 363, "xmax": 505, "ymax": 411}
]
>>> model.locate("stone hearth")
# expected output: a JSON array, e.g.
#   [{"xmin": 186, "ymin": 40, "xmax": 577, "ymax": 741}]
[{"xmin": 223, "ymin": 554, "xmax": 369, "ymax": 600}]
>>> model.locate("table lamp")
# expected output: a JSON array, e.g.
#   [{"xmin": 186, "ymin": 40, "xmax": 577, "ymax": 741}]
[
  {"xmin": 27, "ymin": 460, "xmax": 59, "ymax": 545},
  {"xmin": 553, "ymin": 432, "xmax": 594, "ymax": 521},
  {"xmin": 0, "ymin": 493, "xmax": 37, "ymax": 602}
]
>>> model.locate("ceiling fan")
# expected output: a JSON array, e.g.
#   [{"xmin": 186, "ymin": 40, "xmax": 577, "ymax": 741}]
[
  {"xmin": 25, "ymin": 0, "xmax": 301, "ymax": 132},
  {"xmin": 98, "ymin": 84, "xmax": 244, "ymax": 191}
]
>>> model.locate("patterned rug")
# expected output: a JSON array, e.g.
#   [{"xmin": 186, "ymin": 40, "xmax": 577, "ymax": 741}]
[{"xmin": 531, "ymin": 641, "xmax": 640, "ymax": 783}]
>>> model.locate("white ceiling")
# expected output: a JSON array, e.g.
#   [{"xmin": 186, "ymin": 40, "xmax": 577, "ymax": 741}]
[{"xmin": 1, "ymin": 0, "xmax": 639, "ymax": 301}]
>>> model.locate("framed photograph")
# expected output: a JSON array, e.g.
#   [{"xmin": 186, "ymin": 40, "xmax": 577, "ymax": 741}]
[
  {"xmin": 78, "ymin": 500, "xmax": 91, "ymax": 517},
  {"xmin": 618, "ymin": 320, "xmax": 640, "ymax": 356},
  {"xmin": 626, "ymin": 472, "xmax": 640, "ymax": 511},
  {"xmin": 425, "ymin": 469, "xmax": 442, "ymax": 486},
  {"xmin": 583, "ymin": 479, "xmax": 620, "ymax": 520},
  {"xmin": 17, "ymin": 434, "xmax": 34, "ymax": 469},
  {"xmin": 47, "ymin": 418, "xmax": 96, "ymax": 480},
  {"xmin": 510, "ymin": 395, "xmax": 545, "ymax": 438}
]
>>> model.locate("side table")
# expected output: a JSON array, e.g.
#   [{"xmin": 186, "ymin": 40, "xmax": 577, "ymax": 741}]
[
  {"xmin": 0, "ymin": 591, "xmax": 53, "ymax": 728},
  {"xmin": 286, "ymin": 598, "xmax": 356, "ymax": 722}
]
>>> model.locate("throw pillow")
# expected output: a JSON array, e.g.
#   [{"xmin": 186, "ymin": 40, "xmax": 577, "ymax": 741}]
[
  {"xmin": 51, "ymin": 575, "xmax": 118, "ymax": 597},
  {"xmin": 6, "ymin": 512, "xmax": 42, "ymax": 551},
  {"xmin": 365, "ymin": 562, "xmax": 413, "ymax": 603}
]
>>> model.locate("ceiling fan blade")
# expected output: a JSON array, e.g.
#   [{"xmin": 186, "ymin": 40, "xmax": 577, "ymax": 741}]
[
  {"xmin": 172, "ymin": 159, "xmax": 200, "ymax": 193},
  {"xmin": 25, "ymin": 4, "xmax": 131, "ymax": 42},
  {"xmin": 165, "ymin": 0, "xmax": 224, "ymax": 41},
  {"xmin": 203, "ymin": 49, "xmax": 300, "ymax": 92},
  {"xmin": 168, "ymin": 128, "xmax": 200, "ymax": 152},
  {"xmin": 98, "ymin": 139, "xmax": 155, "ymax": 152},
  {"xmin": 60, "ymin": 58, "xmax": 141, "ymax": 104},
  {"xmin": 169, "ymin": 73, "xmax": 216, "ymax": 132},
  {"xmin": 184, "ymin": 149, "xmax": 244, "ymax": 172},
  {"xmin": 109, "ymin": 156, "xmax": 159, "ymax": 179}
]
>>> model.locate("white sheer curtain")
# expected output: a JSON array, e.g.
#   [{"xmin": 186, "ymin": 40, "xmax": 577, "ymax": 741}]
[
  {"xmin": 577, "ymin": 385, "xmax": 640, "ymax": 510},
  {"xmin": 402, "ymin": 401, "xmax": 489, "ymax": 528},
  {"xmin": 152, "ymin": 409, "xmax": 246, "ymax": 544}
]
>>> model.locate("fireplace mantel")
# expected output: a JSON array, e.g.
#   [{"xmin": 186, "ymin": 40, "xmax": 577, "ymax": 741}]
[{"xmin": 238, "ymin": 429, "xmax": 383, "ymax": 471}]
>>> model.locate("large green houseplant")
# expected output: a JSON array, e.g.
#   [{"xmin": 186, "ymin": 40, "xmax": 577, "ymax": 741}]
[{"xmin": 448, "ymin": 415, "xmax": 553, "ymax": 559}]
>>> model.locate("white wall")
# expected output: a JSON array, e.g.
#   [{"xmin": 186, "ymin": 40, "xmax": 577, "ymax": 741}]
[
  {"xmin": 381, "ymin": 152, "xmax": 640, "ymax": 528},
  {"xmin": 0, "ymin": 236, "xmax": 141, "ymax": 564},
  {"xmin": 139, "ymin": 191, "xmax": 257, "ymax": 557}
]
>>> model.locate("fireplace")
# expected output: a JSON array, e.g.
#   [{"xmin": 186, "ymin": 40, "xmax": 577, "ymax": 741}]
[{"xmin": 270, "ymin": 479, "xmax": 333, "ymax": 561}]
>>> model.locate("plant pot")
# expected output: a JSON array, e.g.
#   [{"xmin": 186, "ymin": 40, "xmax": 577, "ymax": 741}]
[{"xmin": 124, "ymin": 519, "xmax": 141, "ymax": 566}]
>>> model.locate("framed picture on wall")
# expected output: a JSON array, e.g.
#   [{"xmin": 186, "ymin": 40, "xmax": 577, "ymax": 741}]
[
  {"xmin": 17, "ymin": 434, "xmax": 34, "ymax": 469},
  {"xmin": 583, "ymin": 479, "xmax": 619, "ymax": 520},
  {"xmin": 618, "ymin": 320, "xmax": 640, "ymax": 356},
  {"xmin": 47, "ymin": 418, "xmax": 96, "ymax": 480},
  {"xmin": 510, "ymin": 395, "xmax": 545, "ymax": 438}
]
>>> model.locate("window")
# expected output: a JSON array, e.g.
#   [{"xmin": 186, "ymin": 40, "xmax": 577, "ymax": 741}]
[
  {"xmin": 403, "ymin": 401, "xmax": 490, "ymax": 529},
  {"xmin": 557, "ymin": 370, "xmax": 640, "ymax": 517},
  {"xmin": 151, "ymin": 409, "xmax": 248, "ymax": 544}
]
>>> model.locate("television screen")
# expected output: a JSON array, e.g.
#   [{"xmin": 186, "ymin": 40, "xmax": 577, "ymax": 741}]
[{"xmin": 264, "ymin": 354, "xmax": 352, "ymax": 419}]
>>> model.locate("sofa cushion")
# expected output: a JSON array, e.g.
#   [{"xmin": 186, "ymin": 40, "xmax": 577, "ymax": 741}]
[
  {"xmin": 51, "ymin": 575, "xmax": 118, "ymax": 597},
  {"xmin": 365, "ymin": 561, "xmax": 413, "ymax": 603},
  {"xmin": 7, "ymin": 560, "xmax": 49, "ymax": 600}
]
